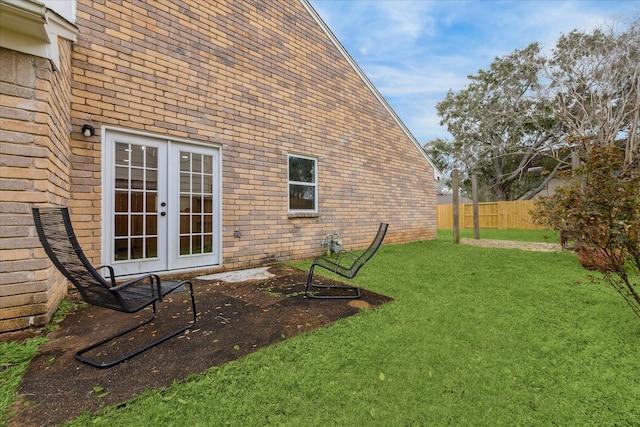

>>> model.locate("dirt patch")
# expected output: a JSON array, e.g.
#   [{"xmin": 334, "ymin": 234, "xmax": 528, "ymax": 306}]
[
  {"xmin": 7, "ymin": 266, "xmax": 392, "ymax": 427},
  {"xmin": 460, "ymin": 238, "xmax": 564, "ymax": 252}
]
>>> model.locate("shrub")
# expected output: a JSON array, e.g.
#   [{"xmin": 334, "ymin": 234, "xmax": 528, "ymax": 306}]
[{"xmin": 533, "ymin": 144, "xmax": 640, "ymax": 318}]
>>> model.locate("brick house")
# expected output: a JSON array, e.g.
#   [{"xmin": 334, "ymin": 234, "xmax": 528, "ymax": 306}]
[{"xmin": 0, "ymin": 0, "xmax": 440, "ymax": 333}]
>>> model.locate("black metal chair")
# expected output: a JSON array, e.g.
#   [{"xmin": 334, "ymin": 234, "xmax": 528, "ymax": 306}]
[
  {"xmin": 32, "ymin": 207, "xmax": 197, "ymax": 368},
  {"xmin": 305, "ymin": 223, "xmax": 388, "ymax": 299}
]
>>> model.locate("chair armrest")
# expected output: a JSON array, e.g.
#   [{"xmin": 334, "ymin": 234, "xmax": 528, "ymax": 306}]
[
  {"xmin": 95, "ymin": 265, "xmax": 116, "ymax": 286},
  {"xmin": 336, "ymin": 250, "xmax": 368, "ymax": 269},
  {"xmin": 111, "ymin": 274, "xmax": 161, "ymax": 298},
  {"xmin": 335, "ymin": 250, "xmax": 358, "ymax": 264},
  {"xmin": 313, "ymin": 250, "xmax": 360, "ymax": 273}
]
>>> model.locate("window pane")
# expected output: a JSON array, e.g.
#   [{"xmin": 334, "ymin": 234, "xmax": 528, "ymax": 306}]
[
  {"xmin": 203, "ymin": 155, "xmax": 213, "ymax": 174},
  {"xmin": 114, "ymin": 238, "xmax": 129, "ymax": 261},
  {"xmin": 192, "ymin": 196, "xmax": 202, "ymax": 214},
  {"xmin": 203, "ymin": 196, "xmax": 213, "ymax": 214},
  {"xmin": 203, "ymin": 175, "xmax": 213, "ymax": 193},
  {"xmin": 204, "ymin": 215, "xmax": 213, "ymax": 233},
  {"xmin": 193, "ymin": 153, "xmax": 202, "ymax": 173},
  {"xmin": 289, "ymin": 157, "xmax": 315, "ymax": 183},
  {"xmin": 146, "ymin": 215, "xmax": 157, "ymax": 235},
  {"xmin": 131, "ymin": 168, "xmax": 144, "ymax": 189},
  {"xmin": 146, "ymin": 193, "xmax": 157, "ymax": 212},
  {"xmin": 114, "ymin": 167, "xmax": 128, "ymax": 189},
  {"xmin": 180, "ymin": 195, "xmax": 190, "ymax": 213},
  {"xmin": 192, "ymin": 174, "xmax": 202, "ymax": 193},
  {"xmin": 115, "ymin": 143, "xmax": 129, "ymax": 165},
  {"xmin": 146, "ymin": 170, "xmax": 157, "ymax": 190},
  {"xmin": 192, "ymin": 235, "xmax": 202, "ymax": 254},
  {"xmin": 114, "ymin": 191, "xmax": 128, "ymax": 212},
  {"xmin": 146, "ymin": 147, "xmax": 157, "ymax": 168},
  {"xmin": 115, "ymin": 215, "xmax": 128, "ymax": 236},
  {"xmin": 180, "ymin": 214, "xmax": 190, "ymax": 234},
  {"xmin": 289, "ymin": 184, "xmax": 316, "ymax": 210},
  {"xmin": 180, "ymin": 152, "xmax": 190, "ymax": 172},
  {"xmin": 204, "ymin": 234, "xmax": 213, "ymax": 253},
  {"xmin": 146, "ymin": 238, "xmax": 157, "ymax": 258},
  {"xmin": 130, "ymin": 145, "xmax": 144, "ymax": 167},
  {"xmin": 131, "ymin": 215, "xmax": 144, "ymax": 236},
  {"xmin": 180, "ymin": 172, "xmax": 190, "ymax": 192},
  {"xmin": 180, "ymin": 236, "xmax": 190, "ymax": 255},
  {"xmin": 131, "ymin": 192, "xmax": 144, "ymax": 212},
  {"xmin": 131, "ymin": 238, "xmax": 144, "ymax": 259}
]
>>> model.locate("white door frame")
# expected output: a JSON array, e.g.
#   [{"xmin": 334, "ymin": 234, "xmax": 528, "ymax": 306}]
[
  {"xmin": 102, "ymin": 128, "xmax": 222, "ymax": 276},
  {"xmin": 167, "ymin": 141, "xmax": 222, "ymax": 270}
]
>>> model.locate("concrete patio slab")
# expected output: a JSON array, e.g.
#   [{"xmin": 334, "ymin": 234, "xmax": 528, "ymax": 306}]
[{"xmin": 196, "ymin": 266, "xmax": 275, "ymax": 282}]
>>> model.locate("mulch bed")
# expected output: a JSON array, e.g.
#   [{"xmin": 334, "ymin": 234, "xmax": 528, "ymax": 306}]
[{"xmin": 7, "ymin": 266, "xmax": 392, "ymax": 427}]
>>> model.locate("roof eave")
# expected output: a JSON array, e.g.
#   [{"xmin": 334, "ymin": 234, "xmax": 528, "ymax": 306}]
[{"xmin": 0, "ymin": 0, "xmax": 77, "ymax": 70}]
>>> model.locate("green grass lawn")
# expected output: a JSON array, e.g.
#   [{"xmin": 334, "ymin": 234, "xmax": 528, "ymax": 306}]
[
  {"xmin": 0, "ymin": 337, "xmax": 46, "ymax": 420},
  {"xmin": 3, "ymin": 230, "xmax": 639, "ymax": 426}
]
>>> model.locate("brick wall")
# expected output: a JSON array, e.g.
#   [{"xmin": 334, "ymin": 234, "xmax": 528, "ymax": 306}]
[
  {"xmin": 0, "ymin": 38, "xmax": 74, "ymax": 332},
  {"xmin": 0, "ymin": 0, "xmax": 437, "ymax": 333},
  {"xmin": 69, "ymin": 0, "xmax": 436, "ymax": 269}
]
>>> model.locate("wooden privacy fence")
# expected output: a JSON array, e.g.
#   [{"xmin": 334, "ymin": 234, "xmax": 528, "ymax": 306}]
[{"xmin": 437, "ymin": 200, "xmax": 545, "ymax": 230}]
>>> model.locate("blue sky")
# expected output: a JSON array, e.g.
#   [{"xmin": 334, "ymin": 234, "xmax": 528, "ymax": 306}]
[{"xmin": 307, "ymin": 0, "xmax": 639, "ymax": 145}]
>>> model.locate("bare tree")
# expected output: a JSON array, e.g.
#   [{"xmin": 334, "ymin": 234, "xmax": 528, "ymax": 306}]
[{"xmin": 548, "ymin": 17, "xmax": 640, "ymax": 163}]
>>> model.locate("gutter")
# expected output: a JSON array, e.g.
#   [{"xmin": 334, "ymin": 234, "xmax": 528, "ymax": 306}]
[{"xmin": 0, "ymin": 0, "xmax": 78, "ymax": 70}]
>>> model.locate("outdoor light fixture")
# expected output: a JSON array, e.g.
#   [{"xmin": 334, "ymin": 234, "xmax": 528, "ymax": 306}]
[{"xmin": 81, "ymin": 124, "xmax": 95, "ymax": 137}]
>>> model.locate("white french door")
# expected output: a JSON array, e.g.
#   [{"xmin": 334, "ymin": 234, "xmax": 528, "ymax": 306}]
[
  {"xmin": 104, "ymin": 130, "xmax": 221, "ymax": 276},
  {"xmin": 168, "ymin": 143, "xmax": 220, "ymax": 270}
]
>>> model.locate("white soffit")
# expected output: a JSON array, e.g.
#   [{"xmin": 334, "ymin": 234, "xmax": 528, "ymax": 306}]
[{"xmin": 0, "ymin": 0, "xmax": 77, "ymax": 70}]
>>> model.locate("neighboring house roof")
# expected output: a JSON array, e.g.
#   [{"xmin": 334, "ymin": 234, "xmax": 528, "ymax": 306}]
[
  {"xmin": 524, "ymin": 177, "xmax": 567, "ymax": 200},
  {"xmin": 300, "ymin": 0, "xmax": 442, "ymax": 182}
]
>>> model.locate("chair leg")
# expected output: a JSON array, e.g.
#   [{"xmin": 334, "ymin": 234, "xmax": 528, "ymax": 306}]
[
  {"xmin": 183, "ymin": 281, "xmax": 198, "ymax": 326},
  {"xmin": 305, "ymin": 264, "xmax": 361, "ymax": 299},
  {"xmin": 75, "ymin": 284, "xmax": 197, "ymax": 368},
  {"xmin": 158, "ymin": 280, "xmax": 198, "ymax": 326},
  {"xmin": 304, "ymin": 264, "xmax": 315, "ymax": 296}
]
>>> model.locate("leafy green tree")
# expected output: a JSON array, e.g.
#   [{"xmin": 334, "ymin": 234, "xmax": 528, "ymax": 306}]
[
  {"xmin": 436, "ymin": 43, "xmax": 560, "ymax": 201},
  {"xmin": 434, "ymin": 17, "xmax": 639, "ymax": 201},
  {"xmin": 423, "ymin": 137, "xmax": 455, "ymax": 193}
]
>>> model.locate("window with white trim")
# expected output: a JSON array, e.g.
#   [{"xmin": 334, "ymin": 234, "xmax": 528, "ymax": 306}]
[{"xmin": 288, "ymin": 154, "xmax": 317, "ymax": 212}]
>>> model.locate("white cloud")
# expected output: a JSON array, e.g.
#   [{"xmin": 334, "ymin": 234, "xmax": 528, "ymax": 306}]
[
  {"xmin": 377, "ymin": 1, "xmax": 437, "ymax": 40},
  {"xmin": 365, "ymin": 64, "xmax": 467, "ymax": 96},
  {"xmin": 308, "ymin": 0, "xmax": 639, "ymax": 143}
]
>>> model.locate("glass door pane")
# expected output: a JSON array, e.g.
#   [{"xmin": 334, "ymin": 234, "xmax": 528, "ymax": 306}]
[
  {"xmin": 179, "ymin": 151, "xmax": 215, "ymax": 256},
  {"xmin": 169, "ymin": 143, "xmax": 219, "ymax": 270},
  {"xmin": 113, "ymin": 142, "xmax": 159, "ymax": 262}
]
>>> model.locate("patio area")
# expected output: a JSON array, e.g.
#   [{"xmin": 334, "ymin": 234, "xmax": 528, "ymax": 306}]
[{"xmin": 8, "ymin": 266, "xmax": 392, "ymax": 427}]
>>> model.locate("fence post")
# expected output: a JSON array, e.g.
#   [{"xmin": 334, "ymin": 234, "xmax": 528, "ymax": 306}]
[
  {"xmin": 452, "ymin": 169, "xmax": 460, "ymax": 244},
  {"xmin": 472, "ymin": 173, "xmax": 479, "ymax": 239}
]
